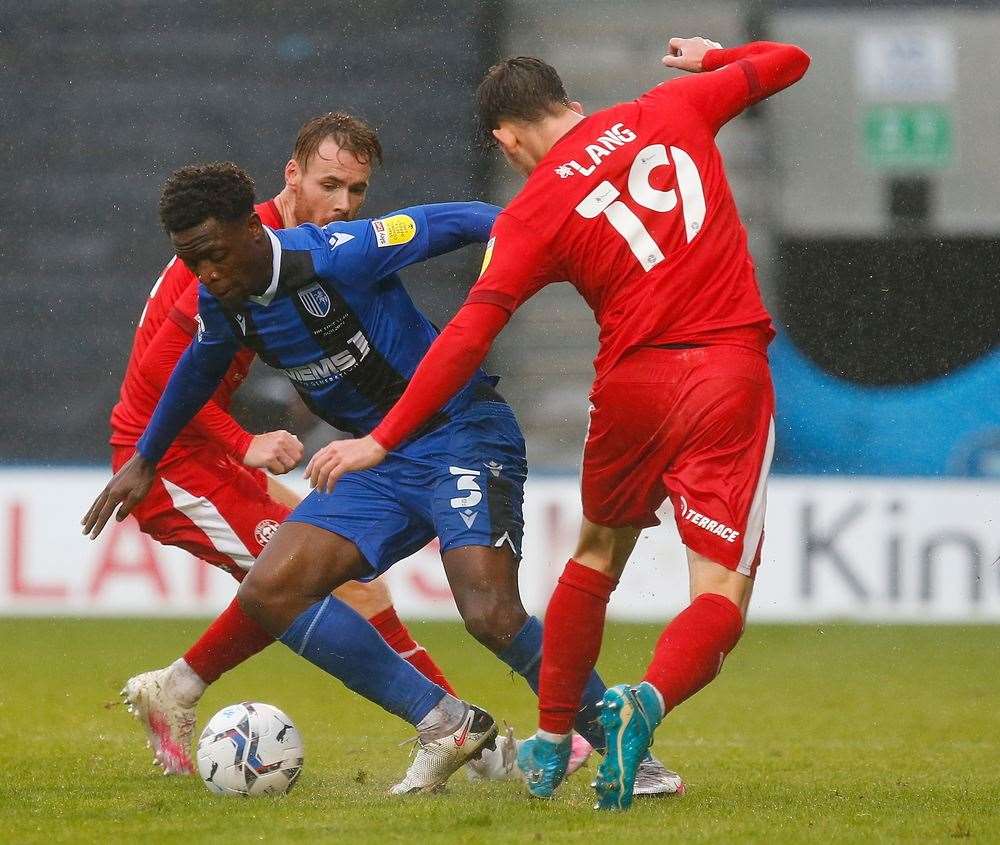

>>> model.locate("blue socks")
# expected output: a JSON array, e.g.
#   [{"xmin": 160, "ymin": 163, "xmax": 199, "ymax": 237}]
[
  {"xmin": 499, "ymin": 616, "xmax": 608, "ymax": 752},
  {"xmin": 280, "ymin": 596, "xmax": 445, "ymax": 726}
]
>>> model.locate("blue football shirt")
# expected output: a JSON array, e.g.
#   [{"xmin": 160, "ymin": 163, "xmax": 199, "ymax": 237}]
[{"xmin": 138, "ymin": 201, "xmax": 499, "ymax": 461}]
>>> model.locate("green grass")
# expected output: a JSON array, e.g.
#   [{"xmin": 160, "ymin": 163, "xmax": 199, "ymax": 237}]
[{"xmin": 2, "ymin": 620, "xmax": 998, "ymax": 843}]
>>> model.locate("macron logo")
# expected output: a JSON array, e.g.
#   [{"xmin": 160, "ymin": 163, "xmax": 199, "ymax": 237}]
[{"xmin": 328, "ymin": 232, "xmax": 355, "ymax": 249}]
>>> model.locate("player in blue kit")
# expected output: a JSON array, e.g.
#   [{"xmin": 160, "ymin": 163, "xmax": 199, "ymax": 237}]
[{"xmin": 83, "ymin": 162, "xmax": 630, "ymax": 794}]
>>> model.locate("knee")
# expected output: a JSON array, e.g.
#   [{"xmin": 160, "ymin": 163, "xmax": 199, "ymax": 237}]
[
  {"xmin": 688, "ymin": 551, "xmax": 754, "ymax": 618},
  {"xmin": 462, "ymin": 596, "xmax": 527, "ymax": 654},
  {"xmin": 237, "ymin": 567, "xmax": 287, "ymax": 633},
  {"xmin": 573, "ymin": 521, "xmax": 639, "ymax": 579}
]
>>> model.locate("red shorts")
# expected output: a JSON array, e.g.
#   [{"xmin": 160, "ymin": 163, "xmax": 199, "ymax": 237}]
[
  {"xmin": 581, "ymin": 344, "xmax": 775, "ymax": 577},
  {"xmin": 111, "ymin": 442, "xmax": 292, "ymax": 581}
]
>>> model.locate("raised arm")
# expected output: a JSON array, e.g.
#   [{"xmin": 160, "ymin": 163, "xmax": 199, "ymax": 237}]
[
  {"xmin": 422, "ymin": 202, "xmax": 499, "ymax": 257},
  {"xmin": 654, "ymin": 37, "xmax": 811, "ymax": 132},
  {"xmin": 317, "ymin": 201, "xmax": 500, "ymax": 285}
]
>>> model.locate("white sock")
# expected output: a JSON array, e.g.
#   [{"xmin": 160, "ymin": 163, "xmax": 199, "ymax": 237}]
[
  {"xmin": 167, "ymin": 658, "xmax": 207, "ymax": 707},
  {"xmin": 537, "ymin": 729, "xmax": 570, "ymax": 744},
  {"xmin": 416, "ymin": 694, "xmax": 467, "ymax": 740}
]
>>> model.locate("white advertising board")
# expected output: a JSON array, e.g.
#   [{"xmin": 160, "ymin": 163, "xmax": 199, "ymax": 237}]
[{"xmin": 0, "ymin": 470, "xmax": 996, "ymax": 622}]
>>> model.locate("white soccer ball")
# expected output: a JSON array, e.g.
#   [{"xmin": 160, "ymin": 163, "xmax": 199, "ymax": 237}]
[{"xmin": 196, "ymin": 702, "xmax": 304, "ymax": 796}]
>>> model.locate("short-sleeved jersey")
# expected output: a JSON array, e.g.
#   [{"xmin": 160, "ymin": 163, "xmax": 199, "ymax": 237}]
[
  {"xmin": 109, "ymin": 201, "xmax": 278, "ymax": 446},
  {"xmin": 468, "ymin": 69, "xmax": 776, "ymax": 379},
  {"xmin": 193, "ymin": 205, "xmax": 498, "ymax": 438}
]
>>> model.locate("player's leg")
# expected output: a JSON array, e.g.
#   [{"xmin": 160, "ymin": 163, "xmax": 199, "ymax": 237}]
[
  {"xmin": 641, "ymin": 549, "xmax": 751, "ymax": 716},
  {"xmin": 428, "ymin": 398, "xmax": 608, "ymax": 789},
  {"xmin": 593, "ymin": 345, "xmax": 774, "ymax": 810},
  {"xmin": 112, "ymin": 445, "xmax": 276, "ymax": 774},
  {"xmin": 119, "ymin": 451, "xmax": 456, "ymax": 774},
  {"xmin": 439, "ymin": 544, "xmax": 597, "ymax": 782},
  {"xmin": 265, "ymin": 473, "xmax": 456, "ymax": 689},
  {"xmin": 237, "ymin": 474, "xmax": 498, "ymax": 793},
  {"xmin": 517, "ymin": 519, "xmax": 640, "ymax": 796},
  {"xmin": 335, "ymin": 578, "xmax": 455, "ymax": 695},
  {"xmin": 592, "ymin": 553, "xmax": 754, "ymax": 809}
]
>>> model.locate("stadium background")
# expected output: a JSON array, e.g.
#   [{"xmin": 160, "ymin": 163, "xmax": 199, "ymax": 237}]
[
  {"xmin": 2, "ymin": 3, "xmax": 999, "ymax": 842},
  {"xmin": 0, "ymin": 1, "xmax": 997, "ymax": 619}
]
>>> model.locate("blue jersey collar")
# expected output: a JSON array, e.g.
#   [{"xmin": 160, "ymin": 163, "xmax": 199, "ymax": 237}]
[{"xmin": 250, "ymin": 226, "xmax": 282, "ymax": 306}]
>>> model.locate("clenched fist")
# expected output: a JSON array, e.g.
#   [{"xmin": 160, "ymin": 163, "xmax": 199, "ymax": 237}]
[
  {"xmin": 243, "ymin": 430, "xmax": 304, "ymax": 475},
  {"xmin": 662, "ymin": 36, "xmax": 723, "ymax": 73}
]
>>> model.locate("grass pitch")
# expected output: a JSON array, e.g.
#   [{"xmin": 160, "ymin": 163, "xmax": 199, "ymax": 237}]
[{"xmin": 3, "ymin": 619, "xmax": 998, "ymax": 843}]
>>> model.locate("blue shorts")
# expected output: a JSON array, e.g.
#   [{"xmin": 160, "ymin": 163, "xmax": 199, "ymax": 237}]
[{"xmin": 285, "ymin": 399, "xmax": 526, "ymax": 579}]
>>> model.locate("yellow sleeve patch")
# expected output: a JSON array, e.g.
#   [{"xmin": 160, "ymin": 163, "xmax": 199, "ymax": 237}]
[
  {"xmin": 479, "ymin": 236, "xmax": 496, "ymax": 277},
  {"xmin": 371, "ymin": 214, "xmax": 417, "ymax": 247}
]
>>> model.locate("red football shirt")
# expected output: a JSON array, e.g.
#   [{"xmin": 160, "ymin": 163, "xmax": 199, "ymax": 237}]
[
  {"xmin": 371, "ymin": 42, "xmax": 810, "ymax": 451},
  {"xmin": 109, "ymin": 200, "xmax": 284, "ymax": 454}
]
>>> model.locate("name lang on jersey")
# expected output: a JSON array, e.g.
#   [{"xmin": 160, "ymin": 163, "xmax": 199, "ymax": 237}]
[{"xmin": 554, "ymin": 123, "xmax": 637, "ymax": 179}]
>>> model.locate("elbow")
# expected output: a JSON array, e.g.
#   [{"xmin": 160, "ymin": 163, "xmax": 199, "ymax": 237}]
[
  {"xmin": 787, "ymin": 45, "xmax": 811, "ymax": 81},
  {"xmin": 465, "ymin": 201, "xmax": 501, "ymax": 240}
]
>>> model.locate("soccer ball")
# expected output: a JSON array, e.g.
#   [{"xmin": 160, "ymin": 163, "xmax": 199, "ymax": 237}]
[{"xmin": 196, "ymin": 702, "xmax": 304, "ymax": 796}]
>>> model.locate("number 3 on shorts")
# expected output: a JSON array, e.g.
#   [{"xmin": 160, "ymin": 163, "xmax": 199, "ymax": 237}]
[{"xmin": 575, "ymin": 144, "xmax": 706, "ymax": 272}]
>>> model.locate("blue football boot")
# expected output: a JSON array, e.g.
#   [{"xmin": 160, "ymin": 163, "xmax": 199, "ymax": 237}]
[
  {"xmin": 593, "ymin": 682, "xmax": 664, "ymax": 810},
  {"xmin": 517, "ymin": 734, "xmax": 572, "ymax": 798}
]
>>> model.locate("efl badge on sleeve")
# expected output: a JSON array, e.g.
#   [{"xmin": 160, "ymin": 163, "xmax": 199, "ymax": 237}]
[
  {"xmin": 298, "ymin": 283, "xmax": 332, "ymax": 318},
  {"xmin": 371, "ymin": 214, "xmax": 416, "ymax": 247}
]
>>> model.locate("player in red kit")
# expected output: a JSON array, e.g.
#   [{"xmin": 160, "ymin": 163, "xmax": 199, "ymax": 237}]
[
  {"xmin": 110, "ymin": 113, "xmax": 455, "ymax": 775},
  {"xmin": 306, "ymin": 36, "xmax": 810, "ymax": 809}
]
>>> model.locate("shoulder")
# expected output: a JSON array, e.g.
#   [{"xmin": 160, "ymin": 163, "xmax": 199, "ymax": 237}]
[
  {"xmin": 273, "ymin": 223, "xmax": 331, "ymax": 252},
  {"xmin": 151, "ymin": 255, "xmax": 196, "ymax": 305}
]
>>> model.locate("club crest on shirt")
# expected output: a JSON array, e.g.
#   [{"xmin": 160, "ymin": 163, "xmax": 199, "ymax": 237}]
[
  {"xmin": 298, "ymin": 283, "xmax": 331, "ymax": 318},
  {"xmin": 254, "ymin": 519, "xmax": 280, "ymax": 547}
]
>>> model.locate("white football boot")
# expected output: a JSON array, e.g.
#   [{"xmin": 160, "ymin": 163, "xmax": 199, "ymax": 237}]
[
  {"xmin": 465, "ymin": 724, "xmax": 517, "ymax": 781},
  {"xmin": 390, "ymin": 704, "xmax": 498, "ymax": 795},
  {"xmin": 632, "ymin": 754, "xmax": 686, "ymax": 797},
  {"xmin": 121, "ymin": 666, "xmax": 198, "ymax": 775}
]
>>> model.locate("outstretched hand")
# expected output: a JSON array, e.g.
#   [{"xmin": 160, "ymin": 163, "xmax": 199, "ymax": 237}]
[
  {"xmin": 81, "ymin": 452, "xmax": 157, "ymax": 539},
  {"xmin": 662, "ymin": 36, "xmax": 723, "ymax": 73},
  {"xmin": 304, "ymin": 434, "xmax": 388, "ymax": 493}
]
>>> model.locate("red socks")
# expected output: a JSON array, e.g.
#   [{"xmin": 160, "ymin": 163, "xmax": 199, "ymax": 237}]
[
  {"xmin": 184, "ymin": 597, "xmax": 275, "ymax": 684},
  {"xmin": 643, "ymin": 593, "xmax": 744, "ymax": 711},
  {"xmin": 368, "ymin": 607, "xmax": 457, "ymax": 696},
  {"xmin": 184, "ymin": 599, "xmax": 456, "ymax": 696},
  {"xmin": 539, "ymin": 559, "xmax": 617, "ymax": 735}
]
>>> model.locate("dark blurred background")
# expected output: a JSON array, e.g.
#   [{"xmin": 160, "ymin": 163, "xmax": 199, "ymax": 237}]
[{"xmin": 0, "ymin": 0, "xmax": 502, "ymax": 462}]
